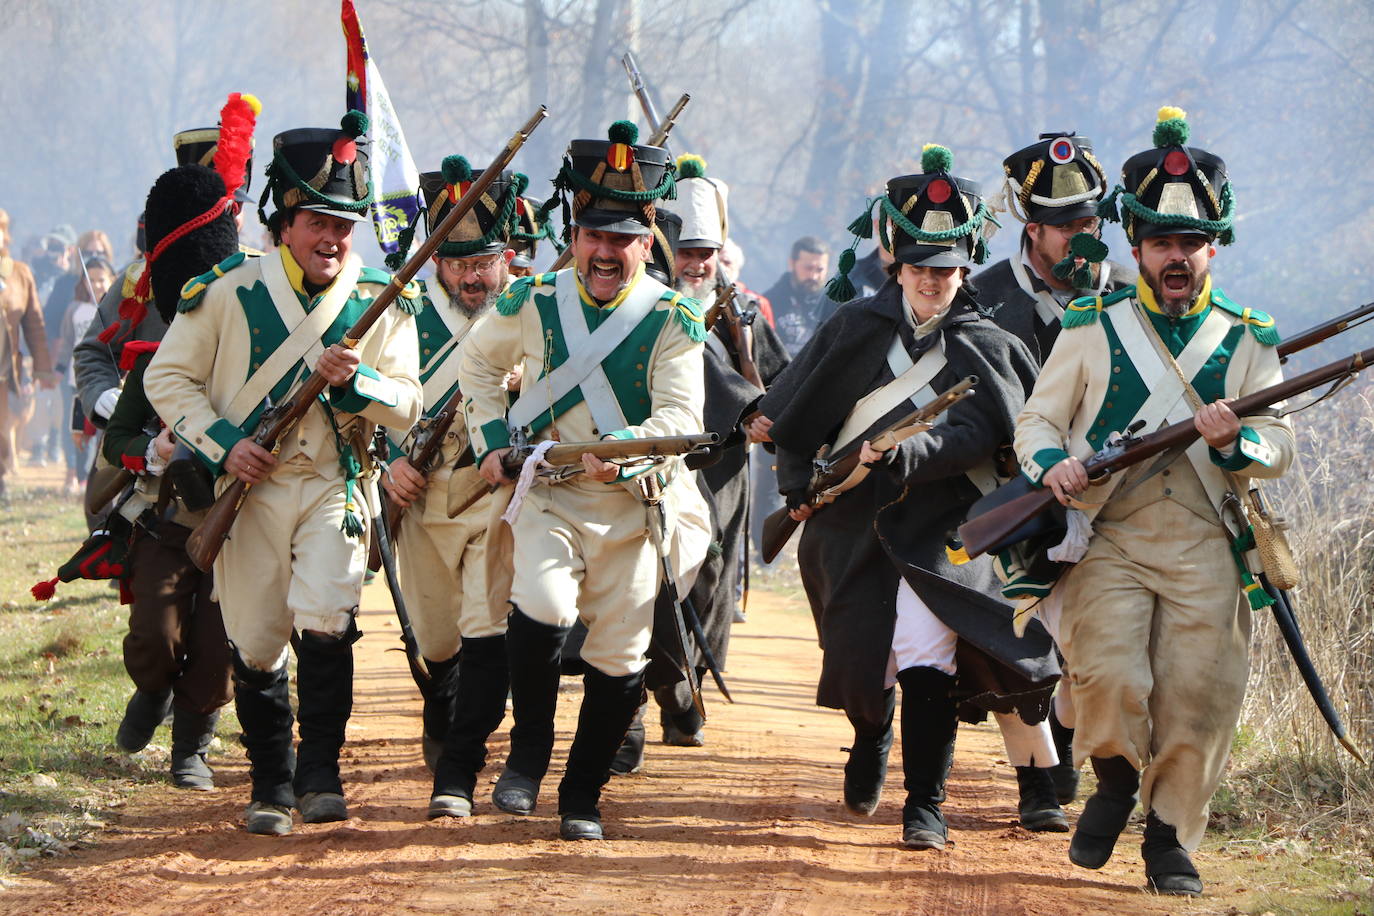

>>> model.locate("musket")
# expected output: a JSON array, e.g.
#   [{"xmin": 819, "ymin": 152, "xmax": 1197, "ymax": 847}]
[
  {"xmin": 368, "ymin": 382, "xmax": 467, "ymax": 572},
  {"xmin": 705, "ymin": 283, "xmax": 765, "ymax": 390},
  {"xmin": 621, "ymin": 51, "xmax": 662, "ymax": 143},
  {"xmin": 1277, "ymin": 301, "xmax": 1374, "ymax": 363},
  {"xmin": 369, "ymin": 428, "xmax": 431, "ymax": 696},
  {"xmin": 448, "ymin": 432, "xmax": 719, "ymax": 518},
  {"xmin": 760, "ymin": 377, "xmax": 978, "ymax": 563},
  {"xmin": 544, "ymin": 93, "xmax": 691, "ymax": 273},
  {"xmin": 958, "ymin": 345, "xmax": 1374, "ymax": 560},
  {"xmin": 185, "ymin": 105, "xmax": 548, "ymax": 572}
]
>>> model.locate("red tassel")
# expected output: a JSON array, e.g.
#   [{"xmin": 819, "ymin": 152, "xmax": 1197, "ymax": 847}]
[
  {"xmin": 97, "ymin": 320, "xmax": 122, "ymax": 344},
  {"xmin": 31, "ymin": 577, "xmax": 59, "ymax": 601}
]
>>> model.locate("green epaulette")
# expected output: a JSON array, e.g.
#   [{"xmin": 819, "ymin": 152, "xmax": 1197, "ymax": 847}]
[
  {"xmin": 178, "ymin": 251, "xmax": 246, "ymax": 312},
  {"xmin": 359, "ymin": 266, "xmax": 423, "ymax": 314},
  {"xmin": 496, "ymin": 272, "xmax": 556, "ymax": 316},
  {"xmin": 1210, "ymin": 288, "xmax": 1279, "ymax": 346},
  {"xmin": 659, "ymin": 289, "xmax": 708, "ymax": 342},
  {"xmin": 1061, "ymin": 285, "xmax": 1136, "ymax": 329}
]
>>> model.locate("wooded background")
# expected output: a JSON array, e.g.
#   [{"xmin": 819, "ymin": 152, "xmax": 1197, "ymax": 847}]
[{"xmin": 4, "ymin": 0, "xmax": 1372, "ymax": 324}]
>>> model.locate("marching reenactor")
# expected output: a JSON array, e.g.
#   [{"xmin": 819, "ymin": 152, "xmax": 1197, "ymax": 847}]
[
  {"xmin": 974, "ymin": 132, "xmax": 1137, "ymax": 818},
  {"xmin": 377, "ymin": 153, "xmax": 526, "ymax": 819},
  {"xmin": 757, "ymin": 145, "xmax": 1059, "ymax": 850},
  {"xmin": 653, "ymin": 154, "xmax": 788, "ymax": 749},
  {"xmin": 459, "ymin": 120, "xmax": 711, "ymax": 841},
  {"xmin": 976, "ymin": 132, "xmax": 1135, "ymax": 362},
  {"xmin": 145, "ymin": 110, "xmax": 422, "ymax": 835},
  {"xmin": 99, "ymin": 94, "xmax": 260, "ymax": 789},
  {"xmin": 1015, "ymin": 107, "xmax": 1294, "ymax": 895}
]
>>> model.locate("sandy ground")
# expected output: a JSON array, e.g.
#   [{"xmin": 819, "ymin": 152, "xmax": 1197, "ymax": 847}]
[{"xmin": 1, "ymin": 576, "xmax": 1232, "ymax": 915}]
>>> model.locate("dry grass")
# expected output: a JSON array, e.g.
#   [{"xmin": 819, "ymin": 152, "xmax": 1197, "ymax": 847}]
[{"xmin": 1220, "ymin": 382, "xmax": 1374, "ymax": 858}]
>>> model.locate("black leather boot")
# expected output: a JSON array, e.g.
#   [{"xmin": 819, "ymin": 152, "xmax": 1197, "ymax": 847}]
[
  {"xmin": 897, "ymin": 667, "xmax": 958, "ymax": 850},
  {"xmin": 558, "ymin": 666, "xmax": 648, "ymax": 840},
  {"xmin": 843, "ymin": 688, "xmax": 895, "ymax": 816},
  {"xmin": 1142, "ymin": 810, "xmax": 1203, "ymax": 896},
  {"xmin": 293, "ymin": 622, "xmax": 361, "ymax": 822},
  {"xmin": 1069, "ymin": 755, "xmax": 1139, "ymax": 869},
  {"xmin": 170, "ymin": 706, "xmax": 219, "ymax": 790},
  {"xmin": 429, "ymin": 634, "xmax": 509, "ymax": 818},
  {"xmin": 1016, "ymin": 765, "xmax": 1069, "ymax": 831},
  {"xmin": 493, "ymin": 608, "xmax": 570, "ymax": 816},
  {"xmin": 115, "ymin": 687, "xmax": 173, "ymax": 753},
  {"xmin": 421, "ymin": 651, "xmax": 462, "ymax": 773},
  {"xmin": 654, "ymin": 681, "xmax": 705, "ymax": 746},
  {"xmin": 232, "ymin": 652, "xmax": 295, "ymax": 833},
  {"xmin": 609, "ymin": 701, "xmax": 647, "ymax": 776},
  {"xmin": 1048, "ymin": 705, "xmax": 1079, "ymax": 805}
]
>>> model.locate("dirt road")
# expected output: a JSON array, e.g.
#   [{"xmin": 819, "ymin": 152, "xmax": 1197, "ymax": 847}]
[{"xmin": 3, "ymin": 584, "xmax": 1221, "ymax": 915}]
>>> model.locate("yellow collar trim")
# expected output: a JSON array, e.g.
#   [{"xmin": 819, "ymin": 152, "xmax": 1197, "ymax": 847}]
[
  {"xmin": 279, "ymin": 245, "xmax": 308, "ymax": 297},
  {"xmin": 575, "ymin": 262, "xmax": 645, "ymax": 310},
  {"xmin": 1138, "ymin": 274, "xmax": 1211, "ymax": 318}
]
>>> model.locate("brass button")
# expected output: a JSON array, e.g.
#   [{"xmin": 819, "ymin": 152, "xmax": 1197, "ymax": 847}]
[
  {"xmin": 421, "ymin": 332, "xmax": 430, "ymax": 339},
  {"xmin": 1218, "ymin": 356, "xmax": 1228, "ymax": 364},
  {"xmin": 639, "ymin": 345, "xmax": 648, "ymax": 352},
  {"xmin": 1096, "ymin": 419, "xmax": 1106, "ymax": 426},
  {"xmin": 634, "ymin": 381, "xmax": 643, "ymax": 388},
  {"xmin": 1113, "ymin": 348, "xmax": 1121, "ymax": 356},
  {"xmin": 254, "ymin": 345, "xmax": 262, "ymax": 353},
  {"xmin": 1104, "ymin": 401, "xmax": 1113, "ymax": 409},
  {"xmin": 635, "ymin": 363, "xmax": 644, "ymax": 370},
  {"xmin": 1163, "ymin": 487, "xmax": 1173, "ymax": 496},
  {"xmin": 1111, "ymin": 384, "xmax": 1119, "ymax": 392},
  {"xmin": 1112, "ymin": 366, "xmax": 1121, "ymax": 374},
  {"xmin": 299, "ymin": 439, "xmax": 307, "ymax": 447}
]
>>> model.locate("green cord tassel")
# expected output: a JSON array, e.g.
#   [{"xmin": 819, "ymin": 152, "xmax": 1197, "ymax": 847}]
[
  {"xmin": 1052, "ymin": 233, "xmax": 1109, "ymax": 288},
  {"xmin": 337, "ymin": 451, "xmax": 366, "ymax": 538},
  {"xmin": 846, "ymin": 199, "xmax": 877, "ymax": 239},
  {"xmin": 385, "ymin": 216, "xmax": 419, "ymax": 271},
  {"xmin": 1097, "ymin": 186, "xmax": 1123, "ymax": 223},
  {"xmin": 824, "ymin": 247, "xmax": 859, "ymax": 303}
]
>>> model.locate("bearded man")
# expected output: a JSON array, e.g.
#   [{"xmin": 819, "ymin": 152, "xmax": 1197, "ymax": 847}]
[
  {"xmin": 1015, "ymin": 108, "xmax": 1293, "ymax": 896},
  {"xmin": 459, "ymin": 121, "xmax": 710, "ymax": 841},
  {"xmin": 377, "ymin": 156, "xmax": 526, "ymax": 819}
]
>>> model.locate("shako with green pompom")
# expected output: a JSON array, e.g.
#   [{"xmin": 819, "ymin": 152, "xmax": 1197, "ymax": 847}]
[
  {"xmin": 825, "ymin": 142, "xmax": 995, "ymax": 302},
  {"xmin": 1099, "ymin": 106, "xmax": 1236, "ymax": 245},
  {"xmin": 385, "ymin": 152, "xmax": 529, "ymax": 270},
  {"xmin": 548, "ymin": 119, "xmax": 675, "ymax": 237},
  {"xmin": 261, "ymin": 109, "xmax": 375, "ymax": 230}
]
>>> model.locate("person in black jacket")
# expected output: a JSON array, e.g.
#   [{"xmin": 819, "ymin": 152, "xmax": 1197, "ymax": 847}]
[{"xmin": 756, "ymin": 146, "xmax": 1059, "ymax": 850}]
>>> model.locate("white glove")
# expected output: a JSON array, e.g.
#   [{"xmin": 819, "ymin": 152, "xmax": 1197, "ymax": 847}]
[{"xmin": 95, "ymin": 386, "xmax": 121, "ymax": 420}]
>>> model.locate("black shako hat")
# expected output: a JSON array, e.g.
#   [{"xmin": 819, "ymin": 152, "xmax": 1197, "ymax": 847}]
[
  {"xmin": 1100, "ymin": 106, "xmax": 1234, "ymax": 245},
  {"xmin": 1000, "ymin": 132, "xmax": 1107, "ymax": 226},
  {"xmin": 262, "ymin": 110, "xmax": 373, "ymax": 225},
  {"xmin": 417, "ymin": 156, "xmax": 525, "ymax": 259},
  {"xmin": 174, "ymin": 126, "xmax": 255, "ymax": 204},
  {"xmin": 552, "ymin": 120, "xmax": 674, "ymax": 237}
]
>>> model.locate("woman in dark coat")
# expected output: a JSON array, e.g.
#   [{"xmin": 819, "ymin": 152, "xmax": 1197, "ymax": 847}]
[{"xmin": 757, "ymin": 146, "xmax": 1059, "ymax": 849}]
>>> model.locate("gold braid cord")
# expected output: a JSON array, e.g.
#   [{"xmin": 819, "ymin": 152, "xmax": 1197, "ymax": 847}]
[{"xmin": 1019, "ymin": 159, "xmax": 1044, "ymax": 210}]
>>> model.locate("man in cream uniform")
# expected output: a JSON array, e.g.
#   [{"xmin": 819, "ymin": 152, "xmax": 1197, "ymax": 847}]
[
  {"xmin": 460, "ymin": 120, "xmax": 709, "ymax": 842},
  {"xmin": 378, "ymin": 154, "xmax": 526, "ymax": 818},
  {"xmin": 1015, "ymin": 107, "xmax": 1293, "ymax": 896},
  {"xmin": 146, "ymin": 111, "xmax": 422, "ymax": 836}
]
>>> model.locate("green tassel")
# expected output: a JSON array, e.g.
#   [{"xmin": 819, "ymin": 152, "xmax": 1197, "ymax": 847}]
[
  {"xmin": 668, "ymin": 294, "xmax": 708, "ymax": 342},
  {"xmin": 825, "ymin": 246, "xmax": 858, "ymax": 302},
  {"xmin": 1097, "ymin": 186, "xmax": 1123, "ymax": 223},
  {"xmin": 973, "ymin": 237, "xmax": 989, "ymax": 265},
  {"xmin": 847, "ymin": 199, "xmax": 876, "ymax": 239},
  {"xmin": 385, "ymin": 217, "xmax": 419, "ymax": 272},
  {"xmin": 1061, "ymin": 296, "xmax": 1103, "ymax": 329}
]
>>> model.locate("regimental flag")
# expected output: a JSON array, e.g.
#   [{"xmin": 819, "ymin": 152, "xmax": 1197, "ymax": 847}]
[{"xmin": 341, "ymin": 0, "xmax": 422, "ymax": 257}]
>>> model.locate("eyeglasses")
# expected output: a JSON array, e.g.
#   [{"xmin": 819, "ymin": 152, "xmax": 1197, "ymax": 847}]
[
  {"xmin": 440, "ymin": 255, "xmax": 502, "ymax": 277},
  {"xmin": 1052, "ymin": 218, "xmax": 1101, "ymax": 236}
]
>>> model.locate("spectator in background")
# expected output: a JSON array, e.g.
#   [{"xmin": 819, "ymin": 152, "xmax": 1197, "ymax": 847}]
[
  {"xmin": 764, "ymin": 235, "xmax": 832, "ymax": 355},
  {"xmin": 719, "ymin": 238, "xmax": 774, "ymax": 327},
  {"xmin": 0, "ymin": 208, "xmax": 57, "ymax": 499},
  {"xmin": 56, "ymin": 255, "xmax": 113, "ymax": 495}
]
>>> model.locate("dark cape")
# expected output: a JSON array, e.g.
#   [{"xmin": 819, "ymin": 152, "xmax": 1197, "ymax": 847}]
[
  {"xmin": 973, "ymin": 254, "xmax": 1136, "ymax": 363},
  {"xmin": 759, "ymin": 278, "xmax": 1059, "ymax": 728}
]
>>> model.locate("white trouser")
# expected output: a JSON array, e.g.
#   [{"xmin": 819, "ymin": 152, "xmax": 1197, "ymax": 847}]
[
  {"xmin": 888, "ymin": 579, "xmax": 1057, "ymax": 767},
  {"xmin": 1032, "ymin": 581, "xmax": 1077, "ymax": 729}
]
